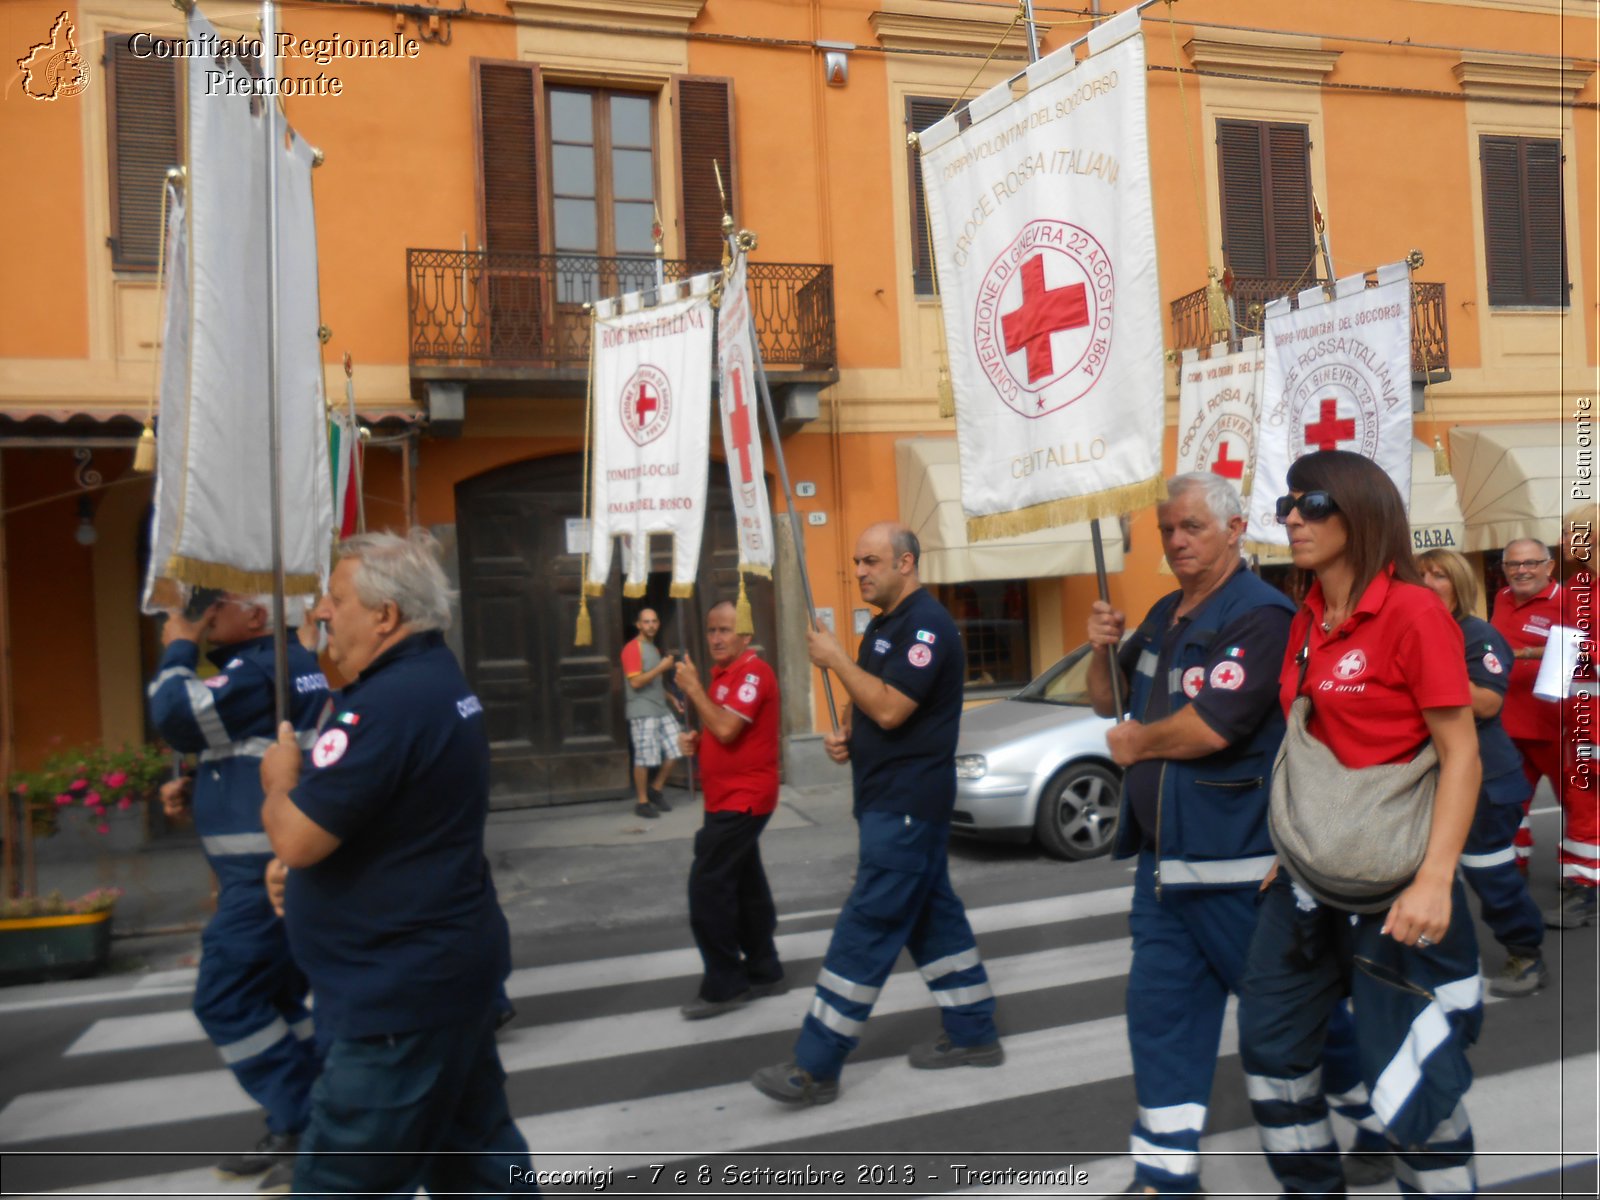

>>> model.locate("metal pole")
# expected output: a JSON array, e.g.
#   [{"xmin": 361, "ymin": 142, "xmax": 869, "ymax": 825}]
[
  {"xmin": 1022, "ymin": 0, "xmax": 1041, "ymax": 62},
  {"xmin": 261, "ymin": 0, "xmax": 289, "ymax": 725},
  {"xmin": 655, "ymin": 243, "xmax": 696, "ymax": 806},
  {"xmin": 344, "ymin": 354, "xmax": 366, "ymax": 534}
]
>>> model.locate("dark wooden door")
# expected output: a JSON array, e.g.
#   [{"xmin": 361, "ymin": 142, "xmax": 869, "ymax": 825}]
[{"xmin": 455, "ymin": 452, "xmax": 776, "ymax": 808}]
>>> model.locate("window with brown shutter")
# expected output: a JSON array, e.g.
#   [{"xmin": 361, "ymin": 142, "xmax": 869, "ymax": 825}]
[
  {"xmin": 674, "ymin": 77, "xmax": 734, "ymax": 269},
  {"xmin": 105, "ymin": 34, "xmax": 179, "ymax": 273},
  {"xmin": 475, "ymin": 60, "xmax": 545, "ymax": 356},
  {"xmin": 907, "ymin": 96, "xmax": 951, "ymax": 298},
  {"xmin": 1481, "ymin": 135, "xmax": 1568, "ymax": 308},
  {"xmin": 1217, "ymin": 119, "xmax": 1316, "ymax": 282}
]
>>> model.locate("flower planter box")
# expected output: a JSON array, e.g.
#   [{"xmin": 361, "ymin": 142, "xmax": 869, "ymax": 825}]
[{"xmin": 0, "ymin": 910, "xmax": 113, "ymax": 985}]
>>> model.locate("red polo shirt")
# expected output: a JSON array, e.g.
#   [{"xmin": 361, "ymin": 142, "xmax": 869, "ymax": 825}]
[
  {"xmin": 1491, "ymin": 579, "xmax": 1562, "ymax": 740},
  {"xmin": 1279, "ymin": 569, "xmax": 1469, "ymax": 768},
  {"xmin": 700, "ymin": 649, "xmax": 780, "ymax": 815}
]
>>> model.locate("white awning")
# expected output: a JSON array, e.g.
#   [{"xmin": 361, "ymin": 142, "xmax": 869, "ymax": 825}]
[
  {"xmin": 896, "ymin": 438, "xmax": 1125, "ymax": 584},
  {"xmin": 1449, "ymin": 421, "xmax": 1576, "ymax": 552}
]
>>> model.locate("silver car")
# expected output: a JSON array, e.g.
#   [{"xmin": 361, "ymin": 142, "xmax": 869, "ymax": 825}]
[{"xmin": 951, "ymin": 643, "xmax": 1123, "ymax": 860}]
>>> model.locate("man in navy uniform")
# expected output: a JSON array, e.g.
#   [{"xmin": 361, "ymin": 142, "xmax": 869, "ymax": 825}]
[
  {"xmin": 147, "ymin": 592, "xmax": 326, "ymax": 1185},
  {"xmin": 752, "ymin": 522, "xmax": 1000, "ymax": 1107},
  {"xmin": 260, "ymin": 530, "xmax": 532, "ymax": 1196}
]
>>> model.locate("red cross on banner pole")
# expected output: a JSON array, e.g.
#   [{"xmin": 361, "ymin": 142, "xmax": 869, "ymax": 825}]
[
  {"xmin": 1304, "ymin": 398, "xmax": 1355, "ymax": 451},
  {"xmin": 726, "ymin": 371, "xmax": 754, "ymax": 484},
  {"xmin": 635, "ymin": 383, "xmax": 658, "ymax": 428},
  {"xmin": 1210, "ymin": 441, "xmax": 1244, "ymax": 480},
  {"xmin": 1000, "ymin": 255, "xmax": 1090, "ymax": 383}
]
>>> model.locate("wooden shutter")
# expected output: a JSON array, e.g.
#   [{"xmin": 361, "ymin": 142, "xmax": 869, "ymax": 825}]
[
  {"xmin": 1217, "ymin": 119, "xmax": 1314, "ymax": 281},
  {"xmin": 674, "ymin": 77, "xmax": 734, "ymax": 269},
  {"xmin": 907, "ymin": 96, "xmax": 949, "ymax": 297},
  {"xmin": 105, "ymin": 34, "xmax": 178, "ymax": 272},
  {"xmin": 475, "ymin": 60, "xmax": 542, "ymax": 255},
  {"xmin": 1483, "ymin": 135, "xmax": 1567, "ymax": 307}
]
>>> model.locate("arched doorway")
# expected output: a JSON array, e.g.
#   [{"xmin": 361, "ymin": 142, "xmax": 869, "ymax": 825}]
[{"xmin": 455, "ymin": 453, "xmax": 777, "ymax": 808}]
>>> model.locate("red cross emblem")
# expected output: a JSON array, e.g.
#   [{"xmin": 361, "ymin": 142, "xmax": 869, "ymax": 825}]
[
  {"xmin": 726, "ymin": 368, "xmax": 755, "ymax": 484},
  {"xmin": 634, "ymin": 382, "xmax": 659, "ymax": 428},
  {"xmin": 1209, "ymin": 661, "xmax": 1246, "ymax": 690},
  {"xmin": 1304, "ymin": 398, "xmax": 1355, "ymax": 452},
  {"xmin": 1210, "ymin": 440, "xmax": 1245, "ymax": 480},
  {"xmin": 1000, "ymin": 255, "xmax": 1090, "ymax": 384}
]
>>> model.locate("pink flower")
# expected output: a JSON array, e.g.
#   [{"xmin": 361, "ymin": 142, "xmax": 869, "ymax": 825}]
[
  {"xmin": 83, "ymin": 790, "xmax": 102, "ymax": 807},
  {"xmin": 95, "ymin": 822, "xmax": 110, "ymax": 835},
  {"xmin": 116, "ymin": 796, "xmax": 133, "ymax": 811},
  {"xmin": 14, "ymin": 783, "xmax": 27, "ymax": 795},
  {"xmin": 54, "ymin": 793, "xmax": 74, "ymax": 807},
  {"xmin": 89, "ymin": 804, "xmax": 106, "ymax": 817},
  {"xmin": 103, "ymin": 771, "xmax": 128, "ymax": 789},
  {"xmin": 68, "ymin": 778, "xmax": 88, "ymax": 792}
]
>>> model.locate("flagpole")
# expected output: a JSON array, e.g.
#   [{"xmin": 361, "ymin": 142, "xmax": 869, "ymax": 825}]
[
  {"xmin": 1022, "ymin": 1, "xmax": 1126, "ymax": 721},
  {"xmin": 261, "ymin": 0, "xmax": 290, "ymax": 724}
]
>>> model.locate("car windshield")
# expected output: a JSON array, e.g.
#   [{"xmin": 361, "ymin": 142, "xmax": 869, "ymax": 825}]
[{"xmin": 1012, "ymin": 643, "xmax": 1095, "ymax": 707}]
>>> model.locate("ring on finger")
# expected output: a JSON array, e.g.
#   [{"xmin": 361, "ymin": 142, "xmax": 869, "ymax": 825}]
[{"xmin": 1416, "ymin": 935, "xmax": 1434, "ymax": 948}]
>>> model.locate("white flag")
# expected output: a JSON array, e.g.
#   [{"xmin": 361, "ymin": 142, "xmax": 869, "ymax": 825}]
[
  {"xmin": 1175, "ymin": 337, "xmax": 1262, "ymax": 490},
  {"xmin": 143, "ymin": 6, "xmax": 332, "ymax": 609},
  {"xmin": 1245, "ymin": 263, "xmax": 1414, "ymax": 549},
  {"xmin": 918, "ymin": 15, "xmax": 1164, "ymax": 540},
  {"xmin": 586, "ymin": 277, "xmax": 716, "ymax": 598},
  {"xmin": 716, "ymin": 254, "xmax": 775, "ymax": 574}
]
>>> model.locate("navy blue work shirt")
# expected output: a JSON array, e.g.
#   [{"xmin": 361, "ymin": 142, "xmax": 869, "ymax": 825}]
[
  {"xmin": 284, "ymin": 631, "xmax": 511, "ymax": 1040},
  {"xmin": 848, "ymin": 587, "xmax": 964, "ymax": 823},
  {"xmin": 1458, "ymin": 615, "xmax": 1530, "ymax": 806}
]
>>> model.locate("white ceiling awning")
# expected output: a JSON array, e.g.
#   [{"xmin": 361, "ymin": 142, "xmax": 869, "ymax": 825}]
[
  {"xmin": 896, "ymin": 438, "xmax": 1125, "ymax": 585},
  {"xmin": 1450, "ymin": 421, "xmax": 1576, "ymax": 552}
]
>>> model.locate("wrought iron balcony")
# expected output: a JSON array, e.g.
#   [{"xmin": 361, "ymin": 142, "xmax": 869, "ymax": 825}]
[
  {"xmin": 407, "ymin": 250, "xmax": 837, "ymax": 377},
  {"xmin": 1170, "ymin": 277, "xmax": 1449, "ymax": 383}
]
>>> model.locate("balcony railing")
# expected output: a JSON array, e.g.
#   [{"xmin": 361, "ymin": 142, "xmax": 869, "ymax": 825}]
[
  {"xmin": 1170, "ymin": 277, "xmax": 1449, "ymax": 380},
  {"xmin": 408, "ymin": 250, "xmax": 837, "ymax": 373}
]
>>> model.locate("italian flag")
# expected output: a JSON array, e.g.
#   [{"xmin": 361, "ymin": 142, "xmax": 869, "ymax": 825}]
[{"xmin": 328, "ymin": 412, "xmax": 362, "ymax": 539}]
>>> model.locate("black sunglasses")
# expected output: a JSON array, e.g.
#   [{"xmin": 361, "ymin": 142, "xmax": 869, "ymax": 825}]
[{"xmin": 1275, "ymin": 491, "xmax": 1340, "ymax": 523}]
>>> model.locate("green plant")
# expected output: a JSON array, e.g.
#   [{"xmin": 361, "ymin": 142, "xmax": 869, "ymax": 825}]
[
  {"xmin": 0, "ymin": 887, "xmax": 122, "ymax": 919},
  {"xmin": 9, "ymin": 742, "xmax": 170, "ymax": 838}
]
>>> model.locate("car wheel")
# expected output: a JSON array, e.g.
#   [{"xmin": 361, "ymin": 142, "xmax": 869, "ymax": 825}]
[{"xmin": 1033, "ymin": 760, "xmax": 1121, "ymax": 861}]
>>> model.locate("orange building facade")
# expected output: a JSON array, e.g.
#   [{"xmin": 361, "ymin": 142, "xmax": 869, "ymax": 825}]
[{"xmin": 1, "ymin": 0, "xmax": 1595, "ymax": 802}]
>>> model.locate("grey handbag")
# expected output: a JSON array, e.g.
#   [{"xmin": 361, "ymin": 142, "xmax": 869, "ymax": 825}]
[{"xmin": 1267, "ymin": 631, "xmax": 1438, "ymax": 912}]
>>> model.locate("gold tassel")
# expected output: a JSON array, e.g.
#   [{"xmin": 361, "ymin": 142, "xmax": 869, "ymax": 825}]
[
  {"xmin": 937, "ymin": 367, "xmax": 955, "ymax": 419},
  {"xmin": 132, "ymin": 423, "xmax": 157, "ymax": 473},
  {"xmin": 1206, "ymin": 273, "xmax": 1231, "ymax": 338},
  {"xmin": 1433, "ymin": 435, "xmax": 1450, "ymax": 477},
  {"xmin": 735, "ymin": 573, "xmax": 754, "ymax": 635},
  {"xmin": 574, "ymin": 593, "xmax": 593, "ymax": 647},
  {"xmin": 1239, "ymin": 470, "xmax": 1253, "ymax": 499}
]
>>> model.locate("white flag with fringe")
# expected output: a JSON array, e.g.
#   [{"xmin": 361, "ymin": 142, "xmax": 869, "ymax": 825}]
[
  {"xmin": 1244, "ymin": 263, "xmax": 1414, "ymax": 550},
  {"xmin": 143, "ymin": 5, "xmax": 332, "ymax": 610},
  {"xmin": 917, "ymin": 12, "xmax": 1164, "ymax": 539},
  {"xmin": 716, "ymin": 254, "xmax": 775, "ymax": 574},
  {"xmin": 586, "ymin": 276, "xmax": 716, "ymax": 598},
  {"xmin": 1175, "ymin": 338, "xmax": 1262, "ymax": 489}
]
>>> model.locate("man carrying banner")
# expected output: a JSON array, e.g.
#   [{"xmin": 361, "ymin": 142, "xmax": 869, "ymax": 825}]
[
  {"xmin": 622, "ymin": 607, "xmax": 682, "ymax": 819},
  {"xmin": 147, "ymin": 593, "xmax": 326, "ymax": 1185},
  {"xmin": 1086, "ymin": 474, "xmax": 1297, "ymax": 1195},
  {"xmin": 752, "ymin": 523, "xmax": 1000, "ymax": 1107},
  {"xmin": 673, "ymin": 601, "xmax": 786, "ymax": 1019}
]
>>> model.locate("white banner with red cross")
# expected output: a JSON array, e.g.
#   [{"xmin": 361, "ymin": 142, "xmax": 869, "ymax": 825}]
[
  {"xmin": 716, "ymin": 253, "xmax": 775, "ymax": 575},
  {"xmin": 916, "ymin": 13, "xmax": 1164, "ymax": 539},
  {"xmin": 1175, "ymin": 337, "xmax": 1262, "ymax": 491},
  {"xmin": 586, "ymin": 275, "xmax": 716, "ymax": 598},
  {"xmin": 1244, "ymin": 263, "xmax": 1414, "ymax": 549}
]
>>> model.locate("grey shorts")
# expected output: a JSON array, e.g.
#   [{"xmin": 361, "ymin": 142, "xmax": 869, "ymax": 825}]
[{"xmin": 629, "ymin": 714, "xmax": 682, "ymax": 768}]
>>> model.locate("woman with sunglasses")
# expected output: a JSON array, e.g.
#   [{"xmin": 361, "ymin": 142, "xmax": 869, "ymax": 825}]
[
  {"xmin": 1238, "ymin": 450, "xmax": 1484, "ymax": 1196},
  {"xmin": 1417, "ymin": 548, "xmax": 1546, "ymax": 997}
]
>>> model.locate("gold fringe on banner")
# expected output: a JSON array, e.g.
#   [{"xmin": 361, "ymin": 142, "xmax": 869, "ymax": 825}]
[
  {"xmin": 574, "ymin": 592, "xmax": 593, "ymax": 647},
  {"xmin": 1244, "ymin": 538, "xmax": 1295, "ymax": 562},
  {"xmin": 623, "ymin": 581, "xmax": 648, "ymax": 598},
  {"xmin": 964, "ymin": 477, "xmax": 1162, "ymax": 544},
  {"xmin": 734, "ymin": 573, "xmax": 754, "ymax": 635},
  {"xmin": 583, "ymin": 580, "xmax": 606, "ymax": 598},
  {"xmin": 668, "ymin": 581, "xmax": 695, "ymax": 599},
  {"xmin": 736, "ymin": 562, "xmax": 772, "ymax": 579},
  {"xmin": 162, "ymin": 556, "xmax": 321, "ymax": 595}
]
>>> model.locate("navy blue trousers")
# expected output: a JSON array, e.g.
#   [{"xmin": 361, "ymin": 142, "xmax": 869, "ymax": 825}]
[
  {"xmin": 1239, "ymin": 876, "xmax": 1482, "ymax": 1196},
  {"xmin": 688, "ymin": 810, "xmax": 782, "ymax": 1002},
  {"xmin": 1459, "ymin": 800, "xmax": 1543, "ymax": 954},
  {"xmin": 794, "ymin": 811, "xmax": 995, "ymax": 1081},
  {"xmin": 294, "ymin": 1009, "xmax": 532, "ymax": 1197}
]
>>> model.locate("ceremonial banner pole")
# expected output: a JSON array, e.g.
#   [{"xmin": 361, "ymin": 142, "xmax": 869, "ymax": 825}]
[{"xmin": 261, "ymin": 0, "xmax": 289, "ymax": 724}]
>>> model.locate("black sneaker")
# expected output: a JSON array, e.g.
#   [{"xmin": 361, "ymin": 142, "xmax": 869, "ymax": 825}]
[
  {"xmin": 648, "ymin": 787, "xmax": 673, "ymax": 812},
  {"xmin": 1543, "ymin": 885, "xmax": 1598, "ymax": 929},
  {"xmin": 1342, "ymin": 1150, "xmax": 1395, "ymax": 1187},
  {"xmin": 215, "ymin": 1130, "xmax": 296, "ymax": 1180},
  {"xmin": 257, "ymin": 1159, "xmax": 294, "ymax": 1194},
  {"xmin": 748, "ymin": 976, "xmax": 789, "ymax": 999},
  {"xmin": 634, "ymin": 801, "xmax": 659, "ymax": 820},
  {"xmin": 680, "ymin": 990, "xmax": 752, "ymax": 1020},
  {"xmin": 751, "ymin": 1061, "xmax": 839, "ymax": 1106},
  {"xmin": 907, "ymin": 1033, "xmax": 1005, "ymax": 1069}
]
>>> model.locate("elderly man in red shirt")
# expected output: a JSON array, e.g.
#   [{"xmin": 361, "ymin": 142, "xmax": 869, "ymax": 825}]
[
  {"xmin": 673, "ymin": 601, "xmax": 787, "ymax": 1018},
  {"xmin": 1490, "ymin": 537, "xmax": 1562, "ymax": 874}
]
